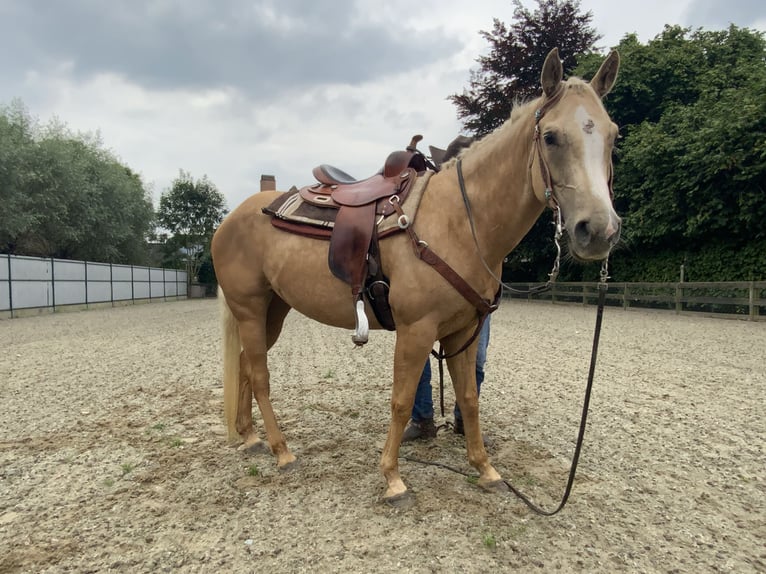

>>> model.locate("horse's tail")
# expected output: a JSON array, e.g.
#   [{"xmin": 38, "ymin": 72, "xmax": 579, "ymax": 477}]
[{"xmin": 219, "ymin": 286, "xmax": 241, "ymax": 443}]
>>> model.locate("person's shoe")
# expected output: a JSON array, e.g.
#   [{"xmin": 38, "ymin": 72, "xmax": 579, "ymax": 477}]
[
  {"xmin": 401, "ymin": 418, "xmax": 437, "ymax": 442},
  {"xmin": 453, "ymin": 418, "xmax": 492, "ymax": 447}
]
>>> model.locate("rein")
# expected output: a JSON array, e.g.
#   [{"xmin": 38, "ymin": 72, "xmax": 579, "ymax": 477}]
[
  {"xmin": 456, "ymin": 158, "xmax": 562, "ymax": 296},
  {"xmin": 456, "ymin": 84, "xmax": 568, "ymax": 297},
  {"xmin": 391, "ymin": 85, "xmax": 570, "ymax": 354}
]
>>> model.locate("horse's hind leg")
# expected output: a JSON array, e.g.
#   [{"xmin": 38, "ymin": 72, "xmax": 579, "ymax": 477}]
[
  {"xmin": 238, "ymin": 297, "xmax": 296, "ymax": 470},
  {"xmin": 236, "ymin": 351, "xmax": 269, "ymax": 454},
  {"xmin": 235, "ymin": 296, "xmax": 291, "ymax": 454}
]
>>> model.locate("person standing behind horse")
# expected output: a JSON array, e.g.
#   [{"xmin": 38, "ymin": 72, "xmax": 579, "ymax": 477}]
[
  {"xmin": 400, "ymin": 135, "xmax": 492, "ymax": 443},
  {"xmin": 402, "ymin": 319, "xmax": 490, "ymax": 442}
]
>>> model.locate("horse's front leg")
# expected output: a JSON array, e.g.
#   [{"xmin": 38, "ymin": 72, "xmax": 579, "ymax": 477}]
[
  {"xmin": 444, "ymin": 330, "xmax": 506, "ymax": 493},
  {"xmin": 380, "ymin": 327, "xmax": 434, "ymax": 506}
]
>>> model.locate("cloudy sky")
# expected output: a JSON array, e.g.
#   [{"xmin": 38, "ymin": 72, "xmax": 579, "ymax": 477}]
[{"xmin": 2, "ymin": 0, "xmax": 765, "ymax": 211}]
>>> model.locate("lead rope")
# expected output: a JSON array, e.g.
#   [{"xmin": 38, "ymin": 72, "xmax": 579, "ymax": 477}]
[{"xmin": 501, "ymin": 258, "xmax": 609, "ymax": 515}]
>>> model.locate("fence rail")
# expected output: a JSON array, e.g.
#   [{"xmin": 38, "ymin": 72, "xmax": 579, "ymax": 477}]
[
  {"xmin": 502, "ymin": 280, "xmax": 766, "ymax": 321},
  {"xmin": 1, "ymin": 254, "xmax": 188, "ymax": 318}
]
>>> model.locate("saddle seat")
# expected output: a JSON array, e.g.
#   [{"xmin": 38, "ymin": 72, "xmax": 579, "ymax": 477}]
[
  {"xmin": 306, "ymin": 147, "xmax": 421, "ymax": 208},
  {"xmin": 312, "ymin": 164, "xmax": 358, "ymax": 185},
  {"xmin": 302, "ymin": 169, "xmax": 413, "ymax": 211}
]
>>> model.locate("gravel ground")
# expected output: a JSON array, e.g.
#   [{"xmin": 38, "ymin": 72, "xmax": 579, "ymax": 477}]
[{"xmin": 0, "ymin": 298, "xmax": 763, "ymax": 573}]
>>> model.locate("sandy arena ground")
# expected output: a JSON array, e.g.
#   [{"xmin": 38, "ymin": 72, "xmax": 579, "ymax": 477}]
[{"xmin": 0, "ymin": 298, "xmax": 764, "ymax": 573}]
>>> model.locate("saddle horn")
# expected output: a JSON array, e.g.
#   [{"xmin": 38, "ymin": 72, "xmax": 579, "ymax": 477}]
[{"xmin": 406, "ymin": 134, "xmax": 423, "ymax": 151}]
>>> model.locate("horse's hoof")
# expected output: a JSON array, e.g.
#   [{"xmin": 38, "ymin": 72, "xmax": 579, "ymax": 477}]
[
  {"xmin": 277, "ymin": 459, "xmax": 300, "ymax": 473},
  {"xmin": 479, "ymin": 479, "xmax": 510, "ymax": 495},
  {"xmin": 239, "ymin": 440, "xmax": 270, "ymax": 455},
  {"xmin": 383, "ymin": 490, "xmax": 415, "ymax": 510}
]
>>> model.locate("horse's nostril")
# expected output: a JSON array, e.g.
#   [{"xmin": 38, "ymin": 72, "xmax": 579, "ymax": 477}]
[{"xmin": 574, "ymin": 220, "xmax": 591, "ymax": 245}]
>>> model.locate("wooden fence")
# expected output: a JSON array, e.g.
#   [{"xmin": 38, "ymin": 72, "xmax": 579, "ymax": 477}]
[{"xmin": 502, "ymin": 281, "xmax": 766, "ymax": 321}]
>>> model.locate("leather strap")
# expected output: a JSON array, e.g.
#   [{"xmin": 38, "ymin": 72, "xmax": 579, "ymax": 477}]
[
  {"xmin": 532, "ymin": 82, "xmax": 566, "ymax": 210},
  {"xmin": 392, "ymin": 201, "xmax": 497, "ymax": 316},
  {"xmin": 503, "ymin": 283, "xmax": 608, "ymax": 515},
  {"xmin": 391, "ymin": 200, "xmax": 499, "ymax": 359}
]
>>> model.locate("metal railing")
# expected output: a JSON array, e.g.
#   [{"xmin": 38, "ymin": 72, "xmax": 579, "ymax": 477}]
[{"xmin": 1, "ymin": 254, "xmax": 188, "ymax": 318}]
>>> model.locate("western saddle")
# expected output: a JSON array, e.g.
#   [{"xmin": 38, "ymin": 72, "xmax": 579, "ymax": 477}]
[{"xmin": 263, "ymin": 134, "xmax": 468, "ymax": 346}]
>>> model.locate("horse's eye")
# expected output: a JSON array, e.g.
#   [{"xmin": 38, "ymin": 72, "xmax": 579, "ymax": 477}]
[{"xmin": 543, "ymin": 131, "xmax": 557, "ymax": 146}]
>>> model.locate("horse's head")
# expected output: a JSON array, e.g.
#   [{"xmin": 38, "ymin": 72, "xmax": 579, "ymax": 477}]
[{"xmin": 530, "ymin": 48, "xmax": 622, "ymax": 262}]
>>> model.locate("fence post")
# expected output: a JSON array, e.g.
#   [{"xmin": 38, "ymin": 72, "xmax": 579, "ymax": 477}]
[
  {"xmin": 84, "ymin": 261, "xmax": 89, "ymax": 308},
  {"xmin": 50, "ymin": 257, "xmax": 56, "ymax": 311},
  {"xmin": 623, "ymin": 284, "xmax": 629, "ymax": 311},
  {"xmin": 675, "ymin": 282, "xmax": 682, "ymax": 314},
  {"xmin": 6, "ymin": 255, "xmax": 13, "ymax": 318},
  {"xmin": 749, "ymin": 281, "xmax": 756, "ymax": 321}
]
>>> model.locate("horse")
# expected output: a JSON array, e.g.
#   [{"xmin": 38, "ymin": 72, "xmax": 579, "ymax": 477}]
[{"xmin": 211, "ymin": 48, "xmax": 621, "ymax": 507}]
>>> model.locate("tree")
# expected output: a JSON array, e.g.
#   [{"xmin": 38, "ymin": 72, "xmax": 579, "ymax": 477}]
[
  {"xmin": 576, "ymin": 25, "xmax": 766, "ymax": 280},
  {"xmin": 0, "ymin": 101, "xmax": 37, "ymax": 251},
  {"xmin": 450, "ymin": 0, "xmax": 601, "ymax": 136},
  {"xmin": 0, "ymin": 102, "xmax": 155, "ymax": 263},
  {"xmin": 157, "ymin": 170, "xmax": 227, "ymax": 283},
  {"xmin": 449, "ymin": 0, "xmax": 602, "ymax": 281}
]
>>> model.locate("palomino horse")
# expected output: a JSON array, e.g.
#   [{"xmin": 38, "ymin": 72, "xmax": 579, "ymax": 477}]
[{"xmin": 211, "ymin": 48, "xmax": 621, "ymax": 506}]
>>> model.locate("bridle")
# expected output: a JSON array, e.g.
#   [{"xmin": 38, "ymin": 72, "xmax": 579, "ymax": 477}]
[
  {"xmin": 531, "ymin": 82, "xmax": 567, "ymax": 213},
  {"xmin": 458, "ymin": 81, "xmax": 615, "ymax": 294},
  {"xmin": 531, "ymin": 81, "xmax": 616, "ymax": 210}
]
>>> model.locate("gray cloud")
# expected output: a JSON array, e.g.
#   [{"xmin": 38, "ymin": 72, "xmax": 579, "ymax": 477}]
[
  {"xmin": 0, "ymin": 0, "xmax": 460, "ymax": 99},
  {"xmin": 682, "ymin": 0, "xmax": 766, "ymax": 28}
]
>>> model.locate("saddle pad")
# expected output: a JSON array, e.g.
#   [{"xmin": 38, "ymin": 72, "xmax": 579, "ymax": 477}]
[
  {"xmin": 263, "ymin": 171, "xmax": 433, "ymax": 239},
  {"xmin": 263, "ymin": 190, "xmax": 336, "ymax": 229}
]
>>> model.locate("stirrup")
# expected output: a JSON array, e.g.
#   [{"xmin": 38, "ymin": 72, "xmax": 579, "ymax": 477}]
[{"xmin": 351, "ymin": 298, "xmax": 369, "ymax": 346}]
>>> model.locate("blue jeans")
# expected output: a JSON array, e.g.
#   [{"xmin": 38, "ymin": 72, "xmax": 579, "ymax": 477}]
[{"xmin": 411, "ymin": 317, "xmax": 490, "ymax": 423}]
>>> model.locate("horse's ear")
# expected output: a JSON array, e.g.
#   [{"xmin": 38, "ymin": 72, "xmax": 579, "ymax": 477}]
[
  {"xmin": 429, "ymin": 146, "xmax": 447, "ymax": 167},
  {"xmin": 541, "ymin": 48, "xmax": 563, "ymax": 98},
  {"xmin": 590, "ymin": 50, "xmax": 620, "ymax": 98}
]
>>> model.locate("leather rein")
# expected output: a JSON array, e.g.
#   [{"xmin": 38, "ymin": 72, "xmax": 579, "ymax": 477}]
[{"xmin": 389, "ymin": 85, "xmax": 572, "ymax": 354}]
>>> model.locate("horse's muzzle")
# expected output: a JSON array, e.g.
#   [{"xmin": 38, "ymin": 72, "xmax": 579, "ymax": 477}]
[{"xmin": 569, "ymin": 214, "xmax": 621, "ymax": 261}]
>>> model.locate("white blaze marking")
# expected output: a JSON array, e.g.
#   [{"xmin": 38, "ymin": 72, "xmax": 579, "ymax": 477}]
[{"xmin": 574, "ymin": 105, "xmax": 612, "ymax": 209}]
